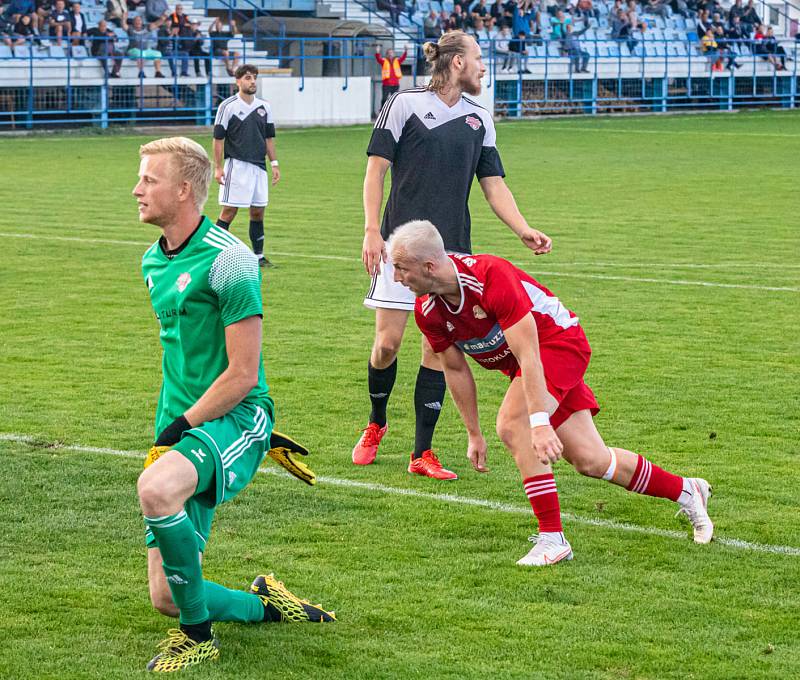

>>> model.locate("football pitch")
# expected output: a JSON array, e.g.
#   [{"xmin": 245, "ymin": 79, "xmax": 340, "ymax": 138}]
[{"xmin": 1, "ymin": 110, "xmax": 798, "ymax": 679}]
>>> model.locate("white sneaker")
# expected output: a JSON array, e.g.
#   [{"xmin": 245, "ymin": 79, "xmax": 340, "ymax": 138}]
[
  {"xmin": 676, "ymin": 478, "xmax": 714, "ymax": 544},
  {"xmin": 516, "ymin": 532, "xmax": 573, "ymax": 566}
]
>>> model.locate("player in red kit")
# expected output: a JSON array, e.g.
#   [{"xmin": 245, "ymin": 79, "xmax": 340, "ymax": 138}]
[{"xmin": 387, "ymin": 220, "xmax": 714, "ymax": 566}]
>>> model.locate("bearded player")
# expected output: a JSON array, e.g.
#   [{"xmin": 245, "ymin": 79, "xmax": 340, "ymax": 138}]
[
  {"xmin": 355, "ymin": 31, "xmax": 552, "ymax": 480},
  {"xmin": 388, "ymin": 220, "xmax": 714, "ymax": 566},
  {"xmin": 134, "ymin": 137, "xmax": 334, "ymax": 673}
]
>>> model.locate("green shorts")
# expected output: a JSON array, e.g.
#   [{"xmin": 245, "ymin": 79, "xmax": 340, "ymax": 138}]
[{"xmin": 145, "ymin": 399, "xmax": 274, "ymax": 552}]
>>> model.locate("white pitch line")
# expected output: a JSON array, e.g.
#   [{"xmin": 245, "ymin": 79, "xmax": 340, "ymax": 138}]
[
  {"xmin": 2, "ymin": 232, "xmax": 797, "ymax": 293},
  {"xmin": 2, "ymin": 433, "xmax": 798, "ymax": 558},
  {"xmin": 524, "ymin": 125, "xmax": 800, "ymax": 139}
]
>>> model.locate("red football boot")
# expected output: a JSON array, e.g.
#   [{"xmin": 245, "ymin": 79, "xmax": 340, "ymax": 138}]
[
  {"xmin": 352, "ymin": 422, "xmax": 388, "ymax": 465},
  {"xmin": 407, "ymin": 450, "xmax": 458, "ymax": 480}
]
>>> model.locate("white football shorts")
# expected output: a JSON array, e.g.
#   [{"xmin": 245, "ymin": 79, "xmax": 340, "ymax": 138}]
[
  {"xmin": 363, "ymin": 259, "xmax": 416, "ymax": 311},
  {"xmin": 218, "ymin": 158, "xmax": 269, "ymax": 208}
]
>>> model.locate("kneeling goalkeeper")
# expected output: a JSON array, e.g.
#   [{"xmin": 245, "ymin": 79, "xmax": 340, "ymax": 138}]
[{"xmin": 134, "ymin": 137, "xmax": 334, "ymax": 673}]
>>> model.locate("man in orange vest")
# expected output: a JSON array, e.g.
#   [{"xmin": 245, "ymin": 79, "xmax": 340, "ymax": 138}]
[{"xmin": 375, "ymin": 44, "xmax": 407, "ymax": 108}]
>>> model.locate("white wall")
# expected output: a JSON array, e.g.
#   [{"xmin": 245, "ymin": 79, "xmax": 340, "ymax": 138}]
[{"xmin": 258, "ymin": 76, "xmax": 373, "ymax": 126}]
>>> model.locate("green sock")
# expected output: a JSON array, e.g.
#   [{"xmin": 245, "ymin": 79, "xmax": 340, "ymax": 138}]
[
  {"xmin": 145, "ymin": 510, "xmax": 210, "ymax": 625},
  {"xmin": 205, "ymin": 581, "xmax": 265, "ymax": 623}
]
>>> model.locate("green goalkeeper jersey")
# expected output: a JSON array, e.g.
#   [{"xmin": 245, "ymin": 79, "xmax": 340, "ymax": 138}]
[{"xmin": 141, "ymin": 217, "xmax": 272, "ymax": 437}]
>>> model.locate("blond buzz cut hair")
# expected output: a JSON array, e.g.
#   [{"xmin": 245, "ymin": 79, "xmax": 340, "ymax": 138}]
[
  {"xmin": 139, "ymin": 137, "xmax": 211, "ymax": 212},
  {"xmin": 387, "ymin": 220, "xmax": 448, "ymax": 264}
]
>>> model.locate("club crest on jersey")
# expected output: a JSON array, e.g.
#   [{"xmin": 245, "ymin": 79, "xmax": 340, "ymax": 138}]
[
  {"xmin": 473, "ymin": 305, "xmax": 487, "ymax": 319},
  {"xmin": 257, "ymin": 108, "xmax": 265, "ymax": 116},
  {"xmin": 176, "ymin": 272, "xmax": 192, "ymax": 292},
  {"xmin": 446, "ymin": 321, "xmax": 455, "ymax": 332},
  {"xmin": 465, "ymin": 115, "xmax": 482, "ymax": 130}
]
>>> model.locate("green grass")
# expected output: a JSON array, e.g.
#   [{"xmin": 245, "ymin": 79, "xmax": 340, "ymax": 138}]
[{"xmin": 1, "ymin": 110, "xmax": 799, "ymax": 678}]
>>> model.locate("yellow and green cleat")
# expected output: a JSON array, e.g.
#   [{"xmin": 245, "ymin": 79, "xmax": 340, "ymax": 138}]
[
  {"xmin": 146, "ymin": 628, "xmax": 220, "ymax": 673},
  {"xmin": 251, "ymin": 574, "xmax": 336, "ymax": 623}
]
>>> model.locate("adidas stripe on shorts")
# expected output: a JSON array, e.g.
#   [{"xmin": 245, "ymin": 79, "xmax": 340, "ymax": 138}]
[{"xmin": 218, "ymin": 158, "xmax": 269, "ymax": 208}]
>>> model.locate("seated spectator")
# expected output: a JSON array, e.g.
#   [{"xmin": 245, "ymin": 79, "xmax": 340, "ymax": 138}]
[
  {"xmin": 105, "ymin": 0, "xmax": 127, "ymax": 29},
  {"xmin": 126, "ymin": 0, "xmax": 144, "ymax": 11},
  {"xmin": 208, "ymin": 15, "xmax": 238, "ymax": 76},
  {"xmin": 644, "ymin": 0, "xmax": 670, "ymax": 19},
  {"xmin": 0, "ymin": 7, "xmax": 15, "ymax": 49},
  {"xmin": 169, "ymin": 3, "xmax": 190, "ymax": 31},
  {"xmin": 669, "ymin": 0, "xmax": 691, "ymax": 18},
  {"xmin": 741, "ymin": 0, "xmax": 759, "ymax": 34},
  {"xmin": 561, "ymin": 21, "xmax": 590, "ymax": 72},
  {"xmin": 470, "ymin": 15, "xmax": 491, "ymax": 55},
  {"xmin": 183, "ymin": 20, "xmax": 208, "ymax": 76},
  {"xmin": 696, "ymin": 8, "xmax": 711, "ymax": 37},
  {"xmin": 68, "ymin": 2, "xmax": 86, "ymax": 47},
  {"xmin": 48, "ymin": 0, "xmax": 71, "ymax": 47},
  {"xmin": 377, "ymin": 0, "xmax": 402, "ymax": 26},
  {"xmin": 472, "ymin": 0, "xmax": 489, "ymax": 18},
  {"xmin": 87, "ymin": 18, "xmax": 122, "ymax": 76},
  {"xmin": 12, "ymin": 12, "xmax": 36, "ymax": 46},
  {"xmin": 7, "ymin": 0, "xmax": 35, "ymax": 24},
  {"xmin": 762, "ymin": 26, "xmax": 786, "ymax": 70},
  {"xmin": 574, "ymin": 0, "xmax": 598, "ymax": 20},
  {"xmin": 550, "ymin": 8, "xmax": 571, "ymax": 39},
  {"xmin": 144, "ymin": 0, "xmax": 167, "ymax": 25},
  {"xmin": 611, "ymin": 8, "xmax": 637, "ymax": 53},
  {"xmin": 34, "ymin": 0, "xmax": 52, "ymax": 38},
  {"xmin": 437, "ymin": 9, "xmax": 449, "ymax": 33},
  {"xmin": 727, "ymin": 0, "xmax": 745, "ymax": 25},
  {"xmin": 449, "ymin": 3, "xmax": 468, "ymax": 31},
  {"xmin": 489, "ymin": 0, "xmax": 504, "ymax": 24},
  {"xmin": 626, "ymin": 0, "xmax": 646, "ymax": 31},
  {"xmin": 700, "ymin": 26, "xmax": 723, "ymax": 70},
  {"xmin": 508, "ymin": 29, "xmax": 529, "ymax": 72},
  {"xmin": 127, "ymin": 13, "xmax": 164, "ymax": 77},
  {"xmin": 423, "ymin": 9, "xmax": 440, "ymax": 38},
  {"xmin": 495, "ymin": 23, "xmax": 512, "ymax": 71},
  {"xmin": 726, "ymin": 15, "xmax": 748, "ymax": 54}
]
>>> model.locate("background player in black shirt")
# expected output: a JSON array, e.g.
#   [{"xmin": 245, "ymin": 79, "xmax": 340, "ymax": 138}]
[{"xmin": 353, "ymin": 31, "xmax": 552, "ymax": 480}]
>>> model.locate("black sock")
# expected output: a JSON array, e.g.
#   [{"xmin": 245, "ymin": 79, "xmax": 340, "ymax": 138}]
[
  {"xmin": 368, "ymin": 359, "xmax": 397, "ymax": 428},
  {"xmin": 413, "ymin": 366, "xmax": 446, "ymax": 458},
  {"xmin": 216, "ymin": 218, "xmax": 230, "ymax": 230},
  {"xmin": 180, "ymin": 620, "xmax": 213, "ymax": 642},
  {"xmin": 249, "ymin": 220, "xmax": 264, "ymax": 256}
]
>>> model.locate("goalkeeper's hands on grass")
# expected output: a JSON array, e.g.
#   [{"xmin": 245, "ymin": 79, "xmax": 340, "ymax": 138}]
[{"xmin": 267, "ymin": 430, "xmax": 316, "ymax": 486}]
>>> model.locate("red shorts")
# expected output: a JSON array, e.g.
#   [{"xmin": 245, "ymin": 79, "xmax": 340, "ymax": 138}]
[{"xmin": 508, "ymin": 326, "xmax": 600, "ymax": 430}]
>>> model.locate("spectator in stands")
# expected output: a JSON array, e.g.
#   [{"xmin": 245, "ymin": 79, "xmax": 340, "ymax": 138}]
[
  {"xmin": 449, "ymin": 3, "xmax": 469, "ymax": 31},
  {"xmin": 626, "ymin": 0, "xmax": 646, "ymax": 31},
  {"xmin": 157, "ymin": 18, "xmax": 189, "ymax": 76},
  {"xmin": 762, "ymin": 26, "xmax": 787, "ymax": 69},
  {"xmin": 726, "ymin": 15, "xmax": 748, "ymax": 54},
  {"xmin": 377, "ymin": 0, "xmax": 402, "ymax": 26},
  {"xmin": 495, "ymin": 23, "xmax": 511, "ymax": 70},
  {"xmin": 741, "ymin": 0, "xmax": 760, "ymax": 35},
  {"xmin": 644, "ymin": 0, "xmax": 670, "ymax": 20},
  {"xmin": 508, "ymin": 28, "xmax": 530, "ymax": 72},
  {"xmin": 695, "ymin": 8, "xmax": 711, "ymax": 37},
  {"xmin": 144, "ymin": 0, "xmax": 167, "ymax": 25},
  {"xmin": 68, "ymin": 1, "xmax": 86, "ymax": 47},
  {"xmin": 0, "ymin": 7, "xmax": 15, "ymax": 49},
  {"xmin": 105, "ymin": 0, "xmax": 126, "ymax": 29},
  {"xmin": 209, "ymin": 16, "xmax": 238, "ymax": 76},
  {"xmin": 727, "ymin": 0, "xmax": 745, "ymax": 25},
  {"xmin": 700, "ymin": 26, "xmax": 723, "ymax": 70},
  {"xmin": 34, "ymin": 0, "xmax": 52, "ymax": 40},
  {"xmin": 7, "ymin": 0, "xmax": 35, "ymax": 24},
  {"xmin": 611, "ymin": 8, "xmax": 637, "ymax": 53},
  {"xmin": 550, "ymin": 8, "xmax": 571, "ymax": 39},
  {"xmin": 87, "ymin": 18, "xmax": 122, "ymax": 77},
  {"xmin": 169, "ymin": 3, "xmax": 190, "ymax": 31},
  {"xmin": 574, "ymin": 0, "xmax": 599, "ymax": 20},
  {"xmin": 375, "ymin": 43, "xmax": 407, "ymax": 107},
  {"xmin": 126, "ymin": 0, "xmax": 144, "ymax": 11},
  {"xmin": 669, "ymin": 0, "xmax": 691, "ymax": 19},
  {"xmin": 12, "ymin": 11, "xmax": 35, "ymax": 46},
  {"xmin": 562, "ymin": 21, "xmax": 590, "ymax": 72},
  {"xmin": 423, "ymin": 9, "xmax": 440, "ymax": 38},
  {"xmin": 127, "ymin": 13, "xmax": 164, "ymax": 77},
  {"xmin": 511, "ymin": 0, "xmax": 535, "ymax": 37},
  {"xmin": 48, "ymin": 0, "xmax": 71, "ymax": 47},
  {"xmin": 470, "ymin": 15, "xmax": 491, "ymax": 55},
  {"xmin": 184, "ymin": 19, "xmax": 208, "ymax": 76},
  {"xmin": 489, "ymin": 0, "xmax": 504, "ymax": 25},
  {"xmin": 472, "ymin": 0, "xmax": 489, "ymax": 18},
  {"xmin": 437, "ymin": 8, "xmax": 449, "ymax": 33}
]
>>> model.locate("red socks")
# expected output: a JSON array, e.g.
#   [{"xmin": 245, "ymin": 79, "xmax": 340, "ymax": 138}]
[
  {"xmin": 626, "ymin": 454, "xmax": 683, "ymax": 502},
  {"xmin": 523, "ymin": 474, "xmax": 563, "ymax": 533}
]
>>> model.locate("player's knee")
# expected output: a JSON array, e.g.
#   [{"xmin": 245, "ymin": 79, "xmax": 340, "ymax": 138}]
[
  {"xmin": 495, "ymin": 415, "xmax": 516, "ymax": 448},
  {"xmin": 570, "ymin": 448, "xmax": 605, "ymax": 478},
  {"xmin": 373, "ymin": 337, "xmax": 401, "ymax": 365},
  {"xmin": 137, "ymin": 471, "xmax": 173, "ymax": 515},
  {"xmin": 249, "ymin": 207, "xmax": 264, "ymax": 220}
]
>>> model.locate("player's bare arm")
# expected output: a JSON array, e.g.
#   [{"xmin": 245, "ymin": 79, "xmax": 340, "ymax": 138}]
[
  {"xmin": 266, "ymin": 138, "xmax": 280, "ymax": 185},
  {"xmin": 362, "ymin": 155, "xmax": 391, "ymax": 275},
  {"xmin": 183, "ymin": 315, "xmax": 262, "ymax": 427},
  {"xmin": 503, "ymin": 315, "xmax": 564, "ymax": 465},
  {"xmin": 438, "ymin": 345, "xmax": 488, "ymax": 473},
  {"xmin": 478, "ymin": 176, "xmax": 552, "ymax": 255},
  {"xmin": 213, "ymin": 138, "xmax": 225, "ymax": 185}
]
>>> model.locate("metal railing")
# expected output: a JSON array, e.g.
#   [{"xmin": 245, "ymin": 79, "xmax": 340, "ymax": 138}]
[{"xmin": 0, "ymin": 35, "xmax": 797, "ymax": 128}]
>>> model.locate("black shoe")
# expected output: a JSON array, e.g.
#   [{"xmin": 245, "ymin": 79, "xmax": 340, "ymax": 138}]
[
  {"xmin": 109, "ymin": 72, "xmax": 120, "ymax": 78},
  {"xmin": 250, "ymin": 574, "xmax": 335, "ymax": 623},
  {"xmin": 258, "ymin": 256, "xmax": 276, "ymax": 268},
  {"xmin": 523, "ymin": 68, "xmax": 531, "ymax": 73},
  {"xmin": 138, "ymin": 70, "xmax": 145, "ymax": 78},
  {"xmin": 155, "ymin": 71, "xmax": 165, "ymax": 78}
]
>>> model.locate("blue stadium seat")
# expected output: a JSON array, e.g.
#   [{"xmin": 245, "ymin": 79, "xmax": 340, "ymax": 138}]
[
  {"xmin": 71, "ymin": 45, "xmax": 89, "ymax": 58},
  {"xmin": 672, "ymin": 15, "xmax": 686, "ymax": 29},
  {"xmin": 49, "ymin": 45, "xmax": 66, "ymax": 58},
  {"xmin": 430, "ymin": 1, "xmax": 442, "ymax": 12},
  {"xmin": 15, "ymin": 45, "xmax": 31, "ymax": 58},
  {"xmin": 686, "ymin": 30, "xmax": 698, "ymax": 42},
  {"xmin": 0, "ymin": 45, "xmax": 12, "ymax": 58}
]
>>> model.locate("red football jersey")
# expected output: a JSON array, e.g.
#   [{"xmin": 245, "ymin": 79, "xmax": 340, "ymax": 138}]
[{"xmin": 414, "ymin": 254, "xmax": 584, "ymax": 375}]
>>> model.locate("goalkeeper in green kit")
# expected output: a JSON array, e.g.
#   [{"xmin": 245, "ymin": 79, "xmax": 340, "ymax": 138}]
[{"xmin": 134, "ymin": 137, "xmax": 334, "ymax": 674}]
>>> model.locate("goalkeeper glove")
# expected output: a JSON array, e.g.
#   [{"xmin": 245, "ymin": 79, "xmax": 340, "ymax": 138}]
[
  {"xmin": 267, "ymin": 431, "xmax": 316, "ymax": 486},
  {"xmin": 144, "ymin": 445, "xmax": 170, "ymax": 469}
]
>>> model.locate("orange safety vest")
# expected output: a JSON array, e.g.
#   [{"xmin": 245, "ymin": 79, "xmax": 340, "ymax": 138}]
[{"xmin": 381, "ymin": 57, "xmax": 403, "ymax": 81}]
